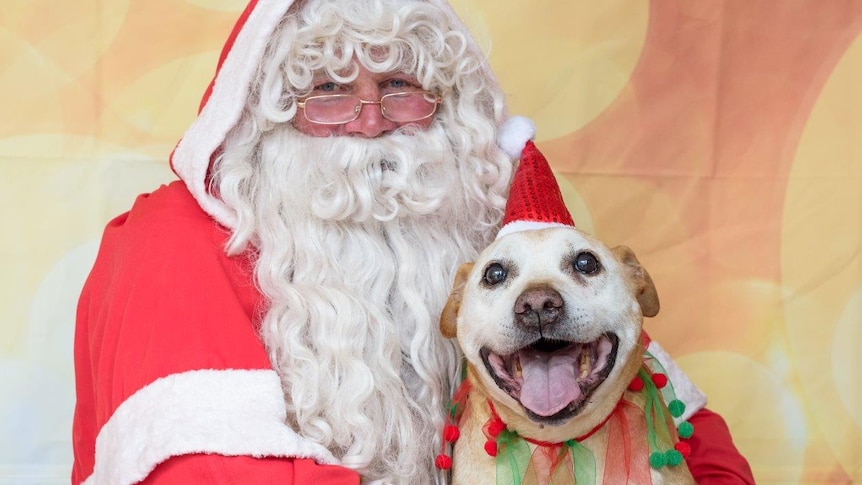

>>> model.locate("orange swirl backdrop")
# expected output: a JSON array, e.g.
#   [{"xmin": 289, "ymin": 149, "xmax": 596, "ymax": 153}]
[{"xmin": 1, "ymin": 1, "xmax": 860, "ymax": 483}]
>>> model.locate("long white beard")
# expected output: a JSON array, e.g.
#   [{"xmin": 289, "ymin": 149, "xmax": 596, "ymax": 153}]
[{"xmin": 232, "ymin": 124, "xmax": 497, "ymax": 483}]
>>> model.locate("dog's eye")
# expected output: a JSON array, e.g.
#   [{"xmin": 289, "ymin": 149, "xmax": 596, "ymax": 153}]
[
  {"xmin": 574, "ymin": 252, "xmax": 600, "ymax": 274},
  {"xmin": 483, "ymin": 263, "xmax": 508, "ymax": 285}
]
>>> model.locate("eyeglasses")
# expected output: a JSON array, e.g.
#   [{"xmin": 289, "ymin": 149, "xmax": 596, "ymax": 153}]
[{"xmin": 296, "ymin": 91, "xmax": 441, "ymax": 125}]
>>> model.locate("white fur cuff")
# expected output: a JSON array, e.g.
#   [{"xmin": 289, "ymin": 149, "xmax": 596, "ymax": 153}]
[{"xmin": 83, "ymin": 369, "xmax": 337, "ymax": 485}]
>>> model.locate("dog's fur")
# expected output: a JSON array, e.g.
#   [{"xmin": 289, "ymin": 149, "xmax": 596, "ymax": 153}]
[{"xmin": 440, "ymin": 227, "xmax": 695, "ymax": 484}]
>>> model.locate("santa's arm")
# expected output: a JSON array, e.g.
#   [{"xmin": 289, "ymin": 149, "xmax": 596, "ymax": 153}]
[
  {"xmin": 685, "ymin": 408, "xmax": 756, "ymax": 484},
  {"xmin": 72, "ymin": 185, "xmax": 343, "ymax": 484}
]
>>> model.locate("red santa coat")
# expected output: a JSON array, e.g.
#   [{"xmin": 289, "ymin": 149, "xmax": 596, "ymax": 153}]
[
  {"xmin": 72, "ymin": 181, "xmax": 354, "ymax": 484},
  {"xmin": 71, "ymin": 0, "xmax": 755, "ymax": 483}
]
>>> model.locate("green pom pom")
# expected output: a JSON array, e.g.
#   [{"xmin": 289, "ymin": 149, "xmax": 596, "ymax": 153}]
[
  {"xmin": 668, "ymin": 399, "xmax": 686, "ymax": 418},
  {"xmin": 665, "ymin": 449, "xmax": 684, "ymax": 466},
  {"xmin": 649, "ymin": 451, "xmax": 667, "ymax": 468},
  {"xmin": 678, "ymin": 421, "xmax": 694, "ymax": 439}
]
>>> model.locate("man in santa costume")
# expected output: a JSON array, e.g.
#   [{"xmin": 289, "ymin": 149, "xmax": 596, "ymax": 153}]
[{"xmin": 72, "ymin": 0, "xmax": 754, "ymax": 484}]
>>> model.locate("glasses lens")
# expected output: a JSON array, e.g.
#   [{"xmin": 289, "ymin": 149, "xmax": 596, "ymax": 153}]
[
  {"xmin": 303, "ymin": 95, "xmax": 360, "ymax": 124},
  {"xmin": 381, "ymin": 92, "xmax": 438, "ymax": 122}
]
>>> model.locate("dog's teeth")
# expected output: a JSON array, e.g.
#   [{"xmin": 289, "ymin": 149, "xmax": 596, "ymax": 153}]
[
  {"xmin": 578, "ymin": 352, "xmax": 591, "ymax": 379},
  {"xmin": 514, "ymin": 359, "xmax": 522, "ymax": 378}
]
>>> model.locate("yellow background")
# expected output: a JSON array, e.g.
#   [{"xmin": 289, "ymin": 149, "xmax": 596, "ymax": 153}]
[{"xmin": 1, "ymin": 0, "xmax": 860, "ymax": 483}]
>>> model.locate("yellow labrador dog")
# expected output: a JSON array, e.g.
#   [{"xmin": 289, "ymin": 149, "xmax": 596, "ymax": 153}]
[{"xmin": 439, "ymin": 226, "xmax": 695, "ymax": 485}]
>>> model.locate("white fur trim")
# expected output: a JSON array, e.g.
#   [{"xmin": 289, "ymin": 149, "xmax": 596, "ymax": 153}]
[
  {"xmin": 497, "ymin": 116, "xmax": 536, "ymax": 159},
  {"xmin": 646, "ymin": 341, "xmax": 708, "ymax": 424},
  {"xmin": 496, "ymin": 220, "xmax": 569, "ymax": 239},
  {"xmin": 171, "ymin": 0, "xmax": 296, "ymax": 229},
  {"xmin": 81, "ymin": 369, "xmax": 337, "ymax": 485}
]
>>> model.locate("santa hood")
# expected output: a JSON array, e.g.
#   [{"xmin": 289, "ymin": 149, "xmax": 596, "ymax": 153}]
[{"xmin": 169, "ymin": 0, "xmax": 503, "ymax": 229}]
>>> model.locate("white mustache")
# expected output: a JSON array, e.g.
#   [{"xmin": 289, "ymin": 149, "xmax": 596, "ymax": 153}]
[{"xmin": 272, "ymin": 126, "xmax": 455, "ymax": 222}]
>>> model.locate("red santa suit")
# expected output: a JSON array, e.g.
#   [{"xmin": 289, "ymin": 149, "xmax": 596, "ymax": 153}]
[{"xmin": 71, "ymin": 0, "xmax": 754, "ymax": 483}]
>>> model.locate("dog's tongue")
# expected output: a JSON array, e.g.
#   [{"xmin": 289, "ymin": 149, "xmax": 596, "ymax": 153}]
[{"xmin": 518, "ymin": 348, "xmax": 582, "ymax": 417}]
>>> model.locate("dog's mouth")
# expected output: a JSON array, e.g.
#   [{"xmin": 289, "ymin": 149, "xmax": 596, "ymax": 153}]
[{"xmin": 480, "ymin": 333, "xmax": 619, "ymax": 423}]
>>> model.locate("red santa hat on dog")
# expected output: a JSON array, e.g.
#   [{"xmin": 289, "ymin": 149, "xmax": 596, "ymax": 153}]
[{"xmin": 496, "ymin": 116, "xmax": 575, "ymax": 239}]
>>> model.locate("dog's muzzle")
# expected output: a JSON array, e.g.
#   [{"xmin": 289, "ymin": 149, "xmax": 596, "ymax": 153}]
[{"xmin": 480, "ymin": 333, "xmax": 619, "ymax": 423}]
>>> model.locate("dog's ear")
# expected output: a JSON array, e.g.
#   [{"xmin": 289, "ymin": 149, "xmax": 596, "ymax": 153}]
[
  {"xmin": 440, "ymin": 262, "xmax": 474, "ymax": 338},
  {"xmin": 611, "ymin": 246, "xmax": 660, "ymax": 318}
]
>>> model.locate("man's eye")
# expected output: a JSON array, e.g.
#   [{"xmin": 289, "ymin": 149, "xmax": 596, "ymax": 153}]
[
  {"xmin": 386, "ymin": 79, "xmax": 407, "ymax": 89},
  {"xmin": 313, "ymin": 81, "xmax": 340, "ymax": 92},
  {"xmin": 384, "ymin": 78, "xmax": 418, "ymax": 91}
]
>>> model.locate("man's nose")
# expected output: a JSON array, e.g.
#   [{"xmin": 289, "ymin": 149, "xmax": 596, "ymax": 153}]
[{"xmin": 344, "ymin": 93, "xmax": 396, "ymax": 138}]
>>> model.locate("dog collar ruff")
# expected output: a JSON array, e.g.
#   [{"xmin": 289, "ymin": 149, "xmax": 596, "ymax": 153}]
[{"xmin": 435, "ymin": 353, "xmax": 696, "ymax": 483}]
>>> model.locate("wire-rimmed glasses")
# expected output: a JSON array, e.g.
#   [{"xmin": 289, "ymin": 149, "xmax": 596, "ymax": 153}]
[{"xmin": 296, "ymin": 91, "xmax": 441, "ymax": 125}]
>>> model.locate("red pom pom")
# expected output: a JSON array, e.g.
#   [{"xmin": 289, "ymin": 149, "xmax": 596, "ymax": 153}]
[
  {"xmin": 435, "ymin": 454, "xmax": 452, "ymax": 470},
  {"xmin": 674, "ymin": 441, "xmax": 691, "ymax": 457},
  {"xmin": 651, "ymin": 373, "xmax": 668, "ymax": 389},
  {"xmin": 487, "ymin": 418, "xmax": 506, "ymax": 438},
  {"xmin": 484, "ymin": 440, "xmax": 498, "ymax": 457},
  {"xmin": 443, "ymin": 425, "xmax": 460, "ymax": 443},
  {"xmin": 628, "ymin": 376, "xmax": 645, "ymax": 391}
]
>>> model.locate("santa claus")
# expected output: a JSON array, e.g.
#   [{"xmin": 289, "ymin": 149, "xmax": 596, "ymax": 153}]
[{"xmin": 72, "ymin": 0, "xmax": 754, "ymax": 484}]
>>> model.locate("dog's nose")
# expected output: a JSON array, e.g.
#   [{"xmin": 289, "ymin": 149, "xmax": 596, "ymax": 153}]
[{"xmin": 514, "ymin": 286, "xmax": 563, "ymax": 329}]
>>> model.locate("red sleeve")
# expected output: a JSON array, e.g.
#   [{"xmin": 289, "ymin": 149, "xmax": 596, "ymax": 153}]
[
  {"xmin": 142, "ymin": 455, "xmax": 359, "ymax": 485},
  {"xmin": 685, "ymin": 408, "xmax": 755, "ymax": 484}
]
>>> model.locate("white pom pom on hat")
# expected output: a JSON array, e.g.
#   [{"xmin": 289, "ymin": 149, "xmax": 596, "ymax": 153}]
[{"xmin": 497, "ymin": 116, "xmax": 536, "ymax": 159}]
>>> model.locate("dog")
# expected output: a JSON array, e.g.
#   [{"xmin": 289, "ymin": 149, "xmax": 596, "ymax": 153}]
[{"xmin": 439, "ymin": 226, "xmax": 695, "ymax": 485}]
